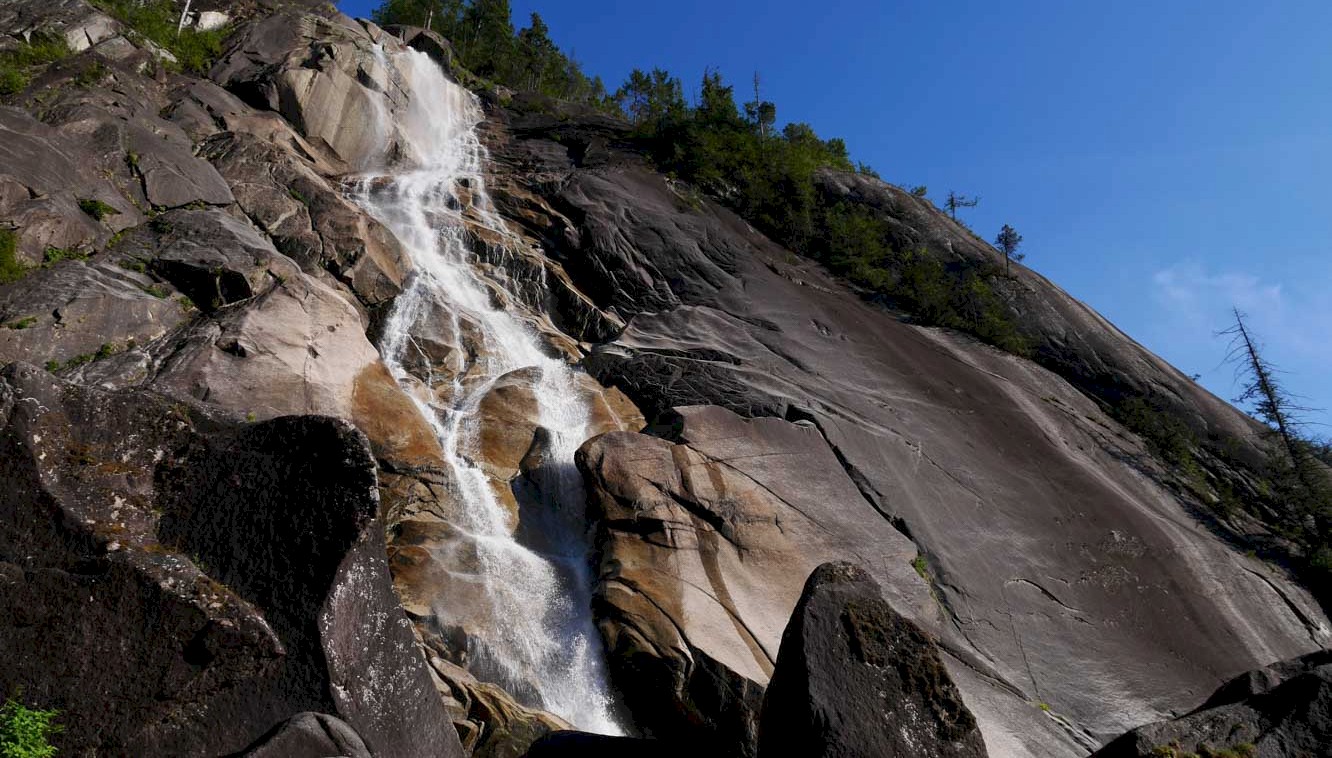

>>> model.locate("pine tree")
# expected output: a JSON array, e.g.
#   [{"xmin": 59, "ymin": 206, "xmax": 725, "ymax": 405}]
[
  {"xmin": 744, "ymin": 73, "xmax": 776, "ymax": 138},
  {"xmin": 994, "ymin": 224, "xmax": 1024, "ymax": 276},
  {"xmin": 944, "ymin": 190, "xmax": 978, "ymax": 221},
  {"xmin": 516, "ymin": 12, "xmax": 556, "ymax": 91}
]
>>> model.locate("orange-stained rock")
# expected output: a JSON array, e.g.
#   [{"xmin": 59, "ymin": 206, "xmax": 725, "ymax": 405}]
[{"xmin": 352, "ymin": 360, "xmax": 446, "ymax": 469}]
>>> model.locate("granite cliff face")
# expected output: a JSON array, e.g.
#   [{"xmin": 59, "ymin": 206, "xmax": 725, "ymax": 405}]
[{"xmin": 0, "ymin": 2, "xmax": 1327, "ymax": 756}]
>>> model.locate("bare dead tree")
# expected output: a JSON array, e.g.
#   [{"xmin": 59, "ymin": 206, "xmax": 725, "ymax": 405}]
[{"xmin": 1222, "ymin": 307, "xmax": 1331, "ymax": 538}]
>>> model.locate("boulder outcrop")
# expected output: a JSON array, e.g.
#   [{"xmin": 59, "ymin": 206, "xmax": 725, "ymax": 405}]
[
  {"xmin": 759, "ymin": 562, "xmax": 988, "ymax": 758},
  {"xmin": 1092, "ymin": 650, "xmax": 1332, "ymax": 758},
  {"xmin": 0, "ymin": 363, "xmax": 460, "ymax": 757},
  {"xmin": 237, "ymin": 712, "xmax": 372, "ymax": 758}
]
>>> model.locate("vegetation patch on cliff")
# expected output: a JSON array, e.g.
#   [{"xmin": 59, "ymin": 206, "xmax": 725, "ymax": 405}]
[
  {"xmin": 373, "ymin": 0, "xmax": 611, "ymax": 106},
  {"xmin": 0, "ymin": 697, "xmax": 61, "ymax": 758},
  {"xmin": 0, "ymin": 34, "xmax": 69, "ymax": 96},
  {"xmin": 89, "ymin": 0, "xmax": 231, "ymax": 74}
]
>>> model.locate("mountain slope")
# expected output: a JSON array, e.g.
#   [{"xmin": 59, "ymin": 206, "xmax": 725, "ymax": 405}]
[
  {"xmin": 483, "ymin": 100, "xmax": 1330, "ymax": 755},
  {"xmin": 0, "ymin": 2, "xmax": 1326, "ymax": 756}
]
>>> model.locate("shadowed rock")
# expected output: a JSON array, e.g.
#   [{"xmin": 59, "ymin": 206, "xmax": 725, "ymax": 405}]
[
  {"xmin": 759, "ymin": 562, "xmax": 988, "ymax": 758},
  {"xmin": 1092, "ymin": 650, "xmax": 1332, "ymax": 758},
  {"xmin": 0, "ymin": 363, "xmax": 461, "ymax": 757},
  {"xmin": 235, "ymin": 712, "xmax": 371, "ymax": 758},
  {"xmin": 521, "ymin": 731, "xmax": 683, "ymax": 758}
]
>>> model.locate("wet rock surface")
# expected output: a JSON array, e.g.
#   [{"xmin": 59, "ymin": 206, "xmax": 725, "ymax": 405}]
[{"xmin": 759, "ymin": 562, "xmax": 988, "ymax": 758}]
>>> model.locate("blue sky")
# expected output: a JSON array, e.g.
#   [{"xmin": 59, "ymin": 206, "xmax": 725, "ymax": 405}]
[{"xmin": 340, "ymin": 0, "xmax": 1331, "ymax": 432}]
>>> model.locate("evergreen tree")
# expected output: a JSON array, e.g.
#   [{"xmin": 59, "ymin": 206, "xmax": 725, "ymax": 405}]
[
  {"xmin": 743, "ymin": 73, "xmax": 776, "ymax": 138},
  {"xmin": 515, "ymin": 12, "xmax": 556, "ymax": 91},
  {"xmin": 459, "ymin": 0, "xmax": 515, "ymax": 79},
  {"xmin": 944, "ymin": 190, "xmax": 979, "ymax": 221},
  {"xmin": 614, "ymin": 68, "xmax": 685, "ymax": 127},
  {"xmin": 994, "ymin": 223, "xmax": 1024, "ymax": 276}
]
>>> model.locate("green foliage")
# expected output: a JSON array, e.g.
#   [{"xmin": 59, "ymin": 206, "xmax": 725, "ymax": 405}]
[
  {"xmin": 817, "ymin": 201, "xmax": 1029, "ymax": 353},
  {"xmin": 911, "ymin": 555, "xmax": 929, "ymax": 580},
  {"xmin": 42, "ymin": 247, "xmax": 87, "ymax": 265},
  {"xmin": 0, "ymin": 229, "xmax": 27, "ymax": 285},
  {"xmin": 611, "ymin": 66, "xmax": 1031, "ymax": 355},
  {"xmin": 89, "ymin": 0, "xmax": 231, "ymax": 74},
  {"xmin": 0, "ymin": 33, "xmax": 70, "ymax": 96},
  {"xmin": 0, "ymin": 698, "xmax": 61, "ymax": 758},
  {"xmin": 72, "ymin": 60, "xmax": 107, "ymax": 87},
  {"xmin": 614, "ymin": 68, "xmax": 686, "ymax": 128},
  {"xmin": 78, "ymin": 198, "xmax": 119, "ymax": 221},
  {"xmin": 4, "ymin": 317, "xmax": 37, "ymax": 330},
  {"xmin": 995, "ymin": 223, "xmax": 1024, "ymax": 275},
  {"xmin": 1114, "ymin": 397, "xmax": 1197, "ymax": 469},
  {"xmin": 144, "ymin": 284, "xmax": 170, "ymax": 298},
  {"xmin": 118, "ymin": 258, "xmax": 147, "ymax": 273},
  {"xmin": 372, "ymin": 2, "xmax": 610, "ymax": 106}
]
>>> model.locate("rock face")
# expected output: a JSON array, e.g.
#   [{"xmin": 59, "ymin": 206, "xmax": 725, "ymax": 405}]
[
  {"xmin": 1092, "ymin": 650, "xmax": 1332, "ymax": 758},
  {"xmin": 759, "ymin": 562, "xmax": 988, "ymax": 758},
  {"xmin": 578, "ymin": 407, "xmax": 928, "ymax": 756},
  {"xmin": 0, "ymin": 363, "xmax": 460, "ymax": 757},
  {"xmin": 238, "ymin": 712, "xmax": 372, "ymax": 758},
  {"xmin": 521, "ymin": 731, "xmax": 679, "ymax": 758},
  {"xmin": 498, "ymin": 110, "xmax": 1331, "ymax": 756},
  {"xmin": 4, "ymin": 1, "xmax": 1331, "ymax": 756}
]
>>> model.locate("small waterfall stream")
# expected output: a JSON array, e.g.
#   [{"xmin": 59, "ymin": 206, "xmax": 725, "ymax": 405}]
[{"xmin": 349, "ymin": 48, "xmax": 622, "ymax": 735}]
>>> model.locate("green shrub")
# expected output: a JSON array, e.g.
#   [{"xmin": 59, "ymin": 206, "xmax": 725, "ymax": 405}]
[
  {"xmin": 72, "ymin": 61, "xmax": 107, "ymax": 87},
  {"xmin": 78, "ymin": 198, "xmax": 119, "ymax": 221},
  {"xmin": 42, "ymin": 247, "xmax": 87, "ymax": 265},
  {"xmin": 911, "ymin": 555, "xmax": 929, "ymax": 580},
  {"xmin": 0, "ymin": 68, "xmax": 25, "ymax": 96},
  {"xmin": 0, "ymin": 33, "xmax": 71, "ymax": 96},
  {"xmin": 143, "ymin": 284, "xmax": 170, "ymax": 298},
  {"xmin": 1113, "ymin": 397, "xmax": 1197, "ymax": 468},
  {"xmin": 0, "ymin": 229, "xmax": 26, "ymax": 285},
  {"xmin": 4, "ymin": 317, "xmax": 37, "ymax": 330},
  {"xmin": 89, "ymin": 0, "xmax": 230, "ymax": 74},
  {"xmin": 0, "ymin": 697, "xmax": 61, "ymax": 758}
]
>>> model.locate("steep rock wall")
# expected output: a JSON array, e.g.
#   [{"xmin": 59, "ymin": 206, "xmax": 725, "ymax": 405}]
[{"xmin": 480, "ymin": 106, "xmax": 1331, "ymax": 756}]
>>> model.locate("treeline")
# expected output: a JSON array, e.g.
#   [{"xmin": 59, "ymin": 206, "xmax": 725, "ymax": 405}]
[
  {"xmin": 372, "ymin": 0, "xmax": 610, "ymax": 105},
  {"xmin": 370, "ymin": 1, "xmax": 1028, "ymax": 353},
  {"xmin": 613, "ymin": 67, "xmax": 1030, "ymax": 354}
]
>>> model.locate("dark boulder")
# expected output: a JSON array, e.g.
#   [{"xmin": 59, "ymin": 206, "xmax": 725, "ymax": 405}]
[
  {"xmin": 758, "ymin": 562, "xmax": 988, "ymax": 758},
  {"xmin": 521, "ymin": 731, "xmax": 685, "ymax": 758},
  {"xmin": 235, "ymin": 712, "xmax": 371, "ymax": 758},
  {"xmin": 0, "ymin": 362, "xmax": 461, "ymax": 757},
  {"xmin": 1092, "ymin": 650, "xmax": 1332, "ymax": 757}
]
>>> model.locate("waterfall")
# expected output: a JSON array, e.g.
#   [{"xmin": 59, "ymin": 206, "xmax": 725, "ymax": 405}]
[{"xmin": 349, "ymin": 48, "xmax": 622, "ymax": 735}]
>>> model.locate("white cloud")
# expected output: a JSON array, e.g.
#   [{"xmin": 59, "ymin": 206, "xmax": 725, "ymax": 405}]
[
  {"xmin": 1151, "ymin": 263, "xmax": 1285, "ymax": 327},
  {"xmin": 1148, "ymin": 260, "xmax": 1330, "ymax": 426}
]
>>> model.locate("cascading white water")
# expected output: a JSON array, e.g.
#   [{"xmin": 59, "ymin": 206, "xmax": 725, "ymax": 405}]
[{"xmin": 350, "ymin": 48, "xmax": 622, "ymax": 735}]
